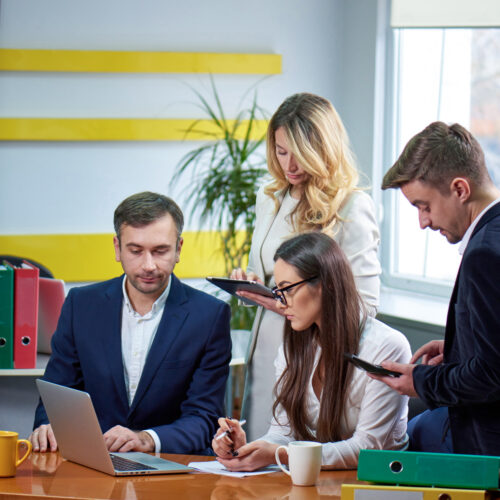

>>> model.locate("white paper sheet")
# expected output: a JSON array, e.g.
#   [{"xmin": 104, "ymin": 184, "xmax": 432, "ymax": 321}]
[{"xmin": 188, "ymin": 460, "xmax": 280, "ymax": 478}]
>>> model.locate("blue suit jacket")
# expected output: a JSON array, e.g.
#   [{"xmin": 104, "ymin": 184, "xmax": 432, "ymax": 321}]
[
  {"xmin": 34, "ymin": 274, "xmax": 231, "ymax": 455},
  {"xmin": 413, "ymin": 202, "xmax": 500, "ymax": 454}
]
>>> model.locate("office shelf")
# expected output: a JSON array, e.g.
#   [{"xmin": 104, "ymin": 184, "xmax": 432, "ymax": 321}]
[{"xmin": 0, "ymin": 353, "xmax": 49, "ymax": 376}]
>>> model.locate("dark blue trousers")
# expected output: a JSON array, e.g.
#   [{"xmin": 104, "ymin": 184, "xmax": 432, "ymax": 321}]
[{"xmin": 408, "ymin": 407, "xmax": 453, "ymax": 453}]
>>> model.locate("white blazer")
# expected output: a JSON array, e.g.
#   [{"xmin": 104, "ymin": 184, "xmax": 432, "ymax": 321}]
[{"xmin": 246, "ymin": 185, "xmax": 381, "ymax": 362}]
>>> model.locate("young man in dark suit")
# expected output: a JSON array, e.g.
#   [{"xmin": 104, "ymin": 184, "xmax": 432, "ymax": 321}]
[
  {"xmin": 30, "ymin": 192, "xmax": 231, "ymax": 455},
  {"xmin": 373, "ymin": 122, "xmax": 500, "ymax": 455}
]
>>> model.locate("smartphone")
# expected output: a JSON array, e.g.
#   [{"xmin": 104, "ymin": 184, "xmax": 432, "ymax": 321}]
[{"xmin": 344, "ymin": 353, "xmax": 401, "ymax": 378}]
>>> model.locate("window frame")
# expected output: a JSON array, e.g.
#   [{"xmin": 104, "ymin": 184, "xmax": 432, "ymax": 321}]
[{"xmin": 379, "ymin": 26, "xmax": 456, "ymax": 299}]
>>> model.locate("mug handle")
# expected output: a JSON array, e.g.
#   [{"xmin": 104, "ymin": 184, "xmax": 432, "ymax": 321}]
[
  {"xmin": 275, "ymin": 445, "xmax": 290, "ymax": 476},
  {"xmin": 16, "ymin": 439, "xmax": 32, "ymax": 467}
]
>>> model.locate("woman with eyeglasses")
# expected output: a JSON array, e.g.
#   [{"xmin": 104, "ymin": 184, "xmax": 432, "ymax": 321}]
[
  {"xmin": 231, "ymin": 93, "xmax": 381, "ymax": 439},
  {"xmin": 214, "ymin": 232, "xmax": 409, "ymax": 470}
]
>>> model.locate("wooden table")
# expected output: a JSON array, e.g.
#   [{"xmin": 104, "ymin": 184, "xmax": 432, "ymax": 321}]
[{"xmin": 0, "ymin": 452, "xmax": 362, "ymax": 499}]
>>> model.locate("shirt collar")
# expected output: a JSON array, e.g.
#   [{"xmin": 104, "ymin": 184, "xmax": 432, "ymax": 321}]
[
  {"xmin": 121, "ymin": 275, "xmax": 171, "ymax": 316},
  {"xmin": 458, "ymin": 197, "xmax": 500, "ymax": 255}
]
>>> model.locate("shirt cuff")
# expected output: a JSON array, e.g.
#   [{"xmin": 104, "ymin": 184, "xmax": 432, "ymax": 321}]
[{"xmin": 144, "ymin": 429, "xmax": 161, "ymax": 453}]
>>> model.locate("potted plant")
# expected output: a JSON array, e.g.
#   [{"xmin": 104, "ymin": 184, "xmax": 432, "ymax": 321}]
[{"xmin": 171, "ymin": 78, "xmax": 268, "ymax": 330}]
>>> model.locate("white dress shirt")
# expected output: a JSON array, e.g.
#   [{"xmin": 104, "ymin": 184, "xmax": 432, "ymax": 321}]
[
  {"xmin": 458, "ymin": 198, "xmax": 500, "ymax": 255},
  {"xmin": 259, "ymin": 316, "xmax": 411, "ymax": 469},
  {"xmin": 121, "ymin": 276, "xmax": 171, "ymax": 452}
]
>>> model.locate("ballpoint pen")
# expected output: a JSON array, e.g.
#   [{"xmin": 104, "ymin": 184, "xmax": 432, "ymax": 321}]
[{"xmin": 215, "ymin": 419, "xmax": 247, "ymax": 440}]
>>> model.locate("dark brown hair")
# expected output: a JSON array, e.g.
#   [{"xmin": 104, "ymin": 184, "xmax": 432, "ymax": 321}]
[
  {"xmin": 113, "ymin": 191, "xmax": 184, "ymax": 244},
  {"xmin": 272, "ymin": 232, "xmax": 365, "ymax": 442},
  {"xmin": 382, "ymin": 121, "xmax": 490, "ymax": 193}
]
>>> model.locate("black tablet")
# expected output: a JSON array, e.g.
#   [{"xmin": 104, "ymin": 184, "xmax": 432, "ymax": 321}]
[
  {"xmin": 344, "ymin": 353, "xmax": 402, "ymax": 378},
  {"xmin": 206, "ymin": 277, "xmax": 274, "ymax": 306}
]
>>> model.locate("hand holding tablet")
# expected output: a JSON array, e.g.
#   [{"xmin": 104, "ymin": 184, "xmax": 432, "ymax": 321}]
[{"xmin": 206, "ymin": 277, "xmax": 274, "ymax": 306}]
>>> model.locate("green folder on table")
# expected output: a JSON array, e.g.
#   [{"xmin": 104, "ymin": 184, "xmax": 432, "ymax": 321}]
[
  {"xmin": 357, "ymin": 449, "xmax": 500, "ymax": 490},
  {"xmin": 0, "ymin": 264, "xmax": 14, "ymax": 368}
]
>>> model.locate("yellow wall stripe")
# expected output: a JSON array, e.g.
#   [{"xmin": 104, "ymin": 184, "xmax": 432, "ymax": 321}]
[
  {"xmin": 0, "ymin": 118, "xmax": 268, "ymax": 141},
  {"xmin": 0, "ymin": 49, "xmax": 282, "ymax": 74},
  {"xmin": 0, "ymin": 232, "xmax": 247, "ymax": 282}
]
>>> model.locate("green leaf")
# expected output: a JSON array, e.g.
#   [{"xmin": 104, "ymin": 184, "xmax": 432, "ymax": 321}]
[{"xmin": 170, "ymin": 77, "xmax": 271, "ymax": 330}]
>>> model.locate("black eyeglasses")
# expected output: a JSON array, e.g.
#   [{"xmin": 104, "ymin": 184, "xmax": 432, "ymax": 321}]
[{"xmin": 272, "ymin": 276, "xmax": 318, "ymax": 306}]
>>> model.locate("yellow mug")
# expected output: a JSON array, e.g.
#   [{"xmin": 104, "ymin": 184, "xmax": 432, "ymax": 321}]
[{"xmin": 0, "ymin": 431, "xmax": 32, "ymax": 477}]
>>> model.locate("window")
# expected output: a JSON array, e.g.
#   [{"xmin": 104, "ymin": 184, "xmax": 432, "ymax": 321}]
[{"xmin": 383, "ymin": 27, "xmax": 500, "ymax": 295}]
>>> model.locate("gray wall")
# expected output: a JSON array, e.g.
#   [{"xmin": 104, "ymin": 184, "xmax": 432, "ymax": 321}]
[
  {"xmin": 0, "ymin": 0, "xmax": 383, "ymax": 438},
  {"xmin": 0, "ymin": 0, "xmax": 348, "ymax": 234},
  {"xmin": 0, "ymin": 0, "xmax": 442, "ymax": 438}
]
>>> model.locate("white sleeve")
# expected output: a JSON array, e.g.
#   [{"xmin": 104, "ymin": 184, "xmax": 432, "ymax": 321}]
[
  {"xmin": 144, "ymin": 429, "xmax": 161, "ymax": 453},
  {"xmin": 320, "ymin": 327, "xmax": 411, "ymax": 469},
  {"xmin": 246, "ymin": 185, "xmax": 267, "ymax": 277},
  {"xmin": 335, "ymin": 192, "xmax": 381, "ymax": 316}
]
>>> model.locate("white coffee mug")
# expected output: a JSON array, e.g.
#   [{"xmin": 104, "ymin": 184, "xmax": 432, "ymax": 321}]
[{"xmin": 275, "ymin": 441, "xmax": 322, "ymax": 486}]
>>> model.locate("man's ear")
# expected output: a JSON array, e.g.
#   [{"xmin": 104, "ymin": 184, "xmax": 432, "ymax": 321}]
[
  {"xmin": 113, "ymin": 236, "xmax": 121, "ymax": 263},
  {"xmin": 175, "ymin": 237, "xmax": 184, "ymax": 263},
  {"xmin": 450, "ymin": 177, "xmax": 471, "ymax": 203}
]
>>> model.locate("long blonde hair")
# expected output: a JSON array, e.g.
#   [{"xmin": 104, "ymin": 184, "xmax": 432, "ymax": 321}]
[{"xmin": 264, "ymin": 93, "xmax": 359, "ymax": 234}]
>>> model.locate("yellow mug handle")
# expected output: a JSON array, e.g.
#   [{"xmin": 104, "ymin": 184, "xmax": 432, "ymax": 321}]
[{"xmin": 16, "ymin": 439, "xmax": 32, "ymax": 467}]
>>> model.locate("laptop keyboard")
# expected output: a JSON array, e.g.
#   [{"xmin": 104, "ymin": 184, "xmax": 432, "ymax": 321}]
[{"xmin": 110, "ymin": 454, "xmax": 156, "ymax": 471}]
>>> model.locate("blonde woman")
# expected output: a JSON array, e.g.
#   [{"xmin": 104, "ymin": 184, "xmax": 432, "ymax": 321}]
[{"xmin": 232, "ymin": 93, "xmax": 381, "ymax": 439}]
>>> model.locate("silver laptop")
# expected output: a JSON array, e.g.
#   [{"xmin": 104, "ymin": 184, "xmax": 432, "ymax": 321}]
[{"xmin": 36, "ymin": 379, "xmax": 193, "ymax": 476}]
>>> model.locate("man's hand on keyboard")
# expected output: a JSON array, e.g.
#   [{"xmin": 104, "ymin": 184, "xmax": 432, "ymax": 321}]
[{"xmin": 103, "ymin": 425, "xmax": 155, "ymax": 452}]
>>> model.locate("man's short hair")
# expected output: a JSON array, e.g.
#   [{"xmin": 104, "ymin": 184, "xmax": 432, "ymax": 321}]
[
  {"xmin": 114, "ymin": 191, "xmax": 184, "ymax": 243},
  {"xmin": 382, "ymin": 121, "xmax": 491, "ymax": 193}
]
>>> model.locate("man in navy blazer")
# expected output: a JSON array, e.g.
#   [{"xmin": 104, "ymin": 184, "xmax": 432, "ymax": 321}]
[
  {"xmin": 30, "ymin": 192, "xmax": 231, "ymax": 455},
  {"xmin": 374, "ymin": 122, "xmax": 500, "ymax": 455}
]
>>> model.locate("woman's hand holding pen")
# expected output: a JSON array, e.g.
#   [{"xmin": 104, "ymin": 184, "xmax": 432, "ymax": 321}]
[
  {"xmin": 212, "ymin": 418, "xmax": 283, "ymax": 472},
  {"xmin": 212, "ymin": 418, "xmax": 247, "ymax": 458},
  {"xmin": 230, "ymin": 269, "xmax": 285, "ymax": 316}
]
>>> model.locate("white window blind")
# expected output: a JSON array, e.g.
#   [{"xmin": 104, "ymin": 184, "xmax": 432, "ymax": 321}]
[{"xmin": 391, "ymin": 0, "xmax": 500, "ymax": 28}]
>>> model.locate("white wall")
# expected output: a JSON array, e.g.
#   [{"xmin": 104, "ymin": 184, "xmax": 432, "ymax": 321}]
[
  {"xmin": 336, "ymin": 0, "xmax": 385, "ymax": 189},
  {"xmin": 0, "ymin": 0, "xmax": 354, "ymax": 235},
  {"xmin": 0, "ymin": 0, "xmax": 394, "ymax": 438}
]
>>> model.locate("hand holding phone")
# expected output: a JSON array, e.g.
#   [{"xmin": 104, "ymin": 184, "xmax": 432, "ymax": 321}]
[{"xmin": 344, "ymin": 353, "xmax": 402, "ymax": 378}]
